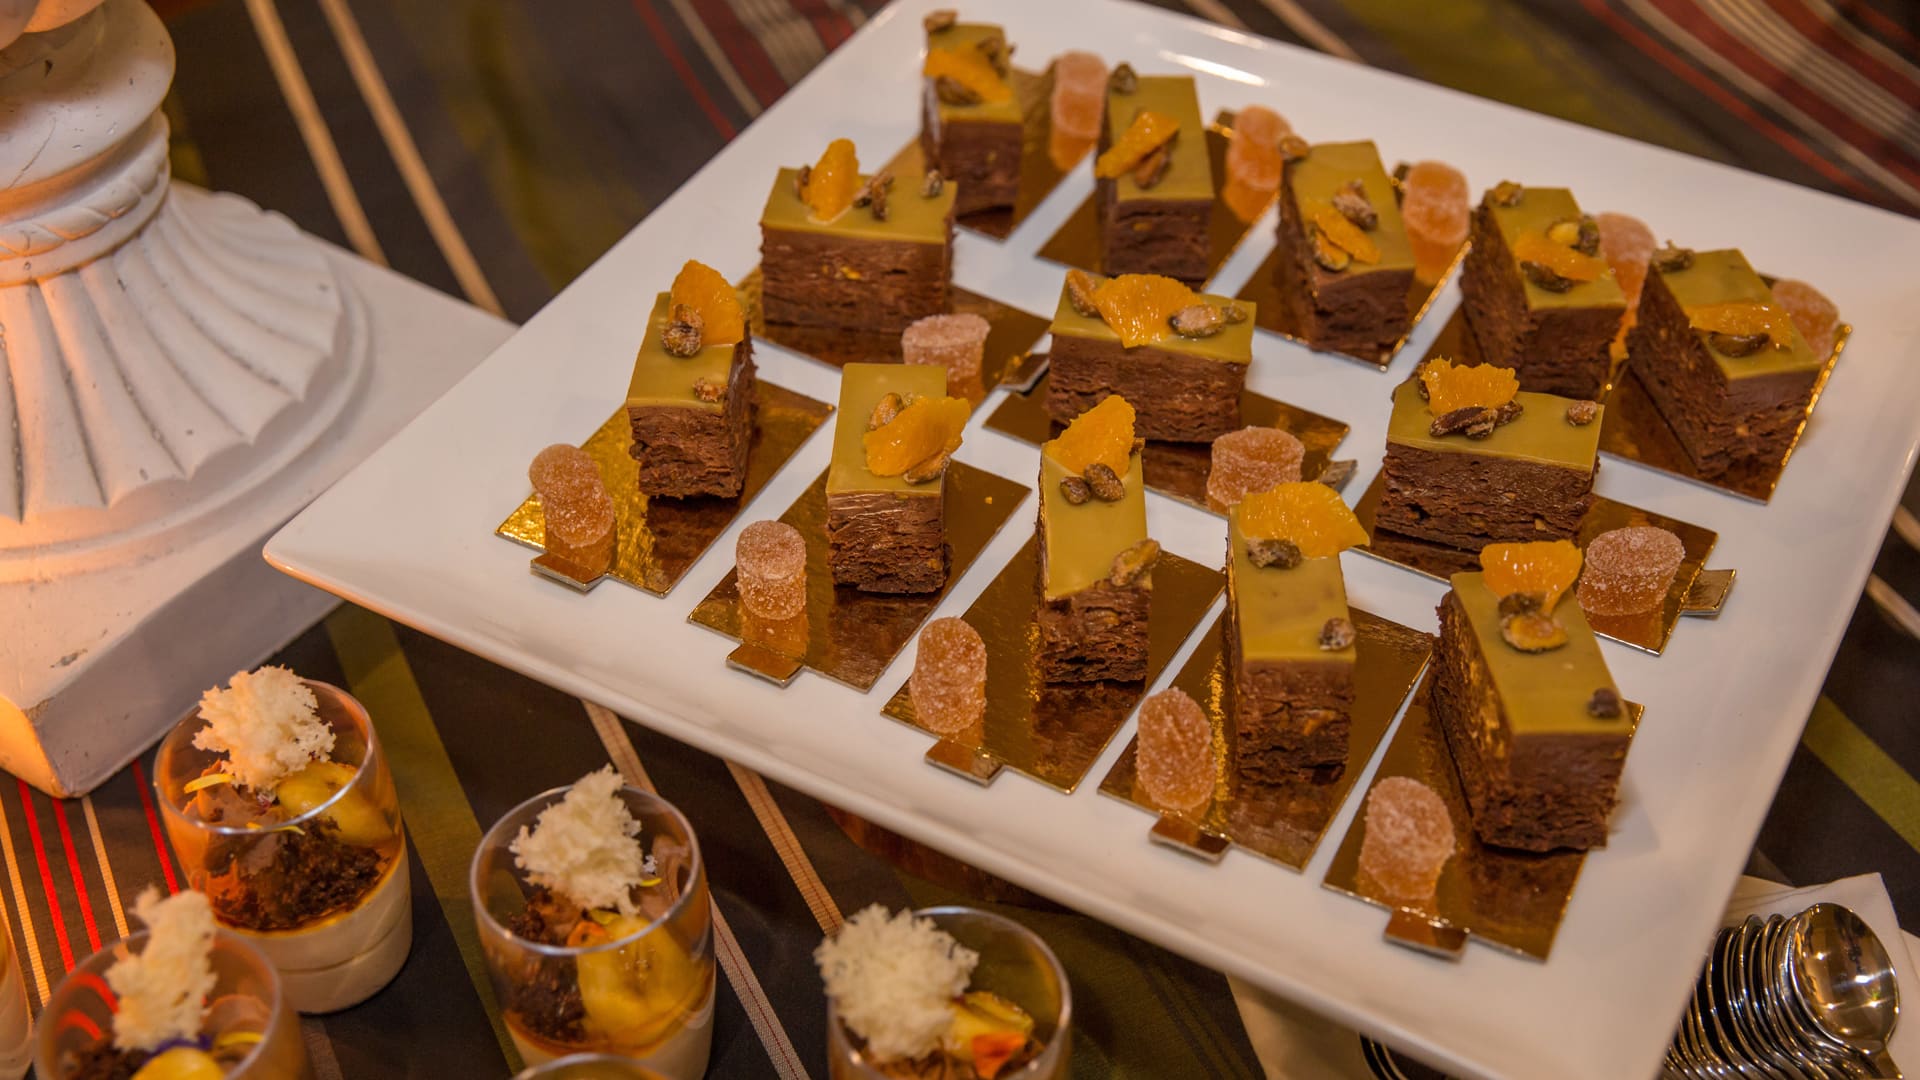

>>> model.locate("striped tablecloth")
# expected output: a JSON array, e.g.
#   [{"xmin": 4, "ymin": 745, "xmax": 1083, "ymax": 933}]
[{"xmin": 14, "ymin": 0, "xmax": 1917, "ymax": 1075}]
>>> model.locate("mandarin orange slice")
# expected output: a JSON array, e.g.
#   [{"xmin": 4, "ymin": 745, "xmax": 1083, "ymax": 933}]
[
  {"xmin": 1045, "ymin": 395, "xmax": 1135, "ymax": 477},
  {"xmin": 667, "ymin": 260, "xmax": 745, "ymax": 346},
  {"xmin": 1510, "ymin": 231, "xmax": 1605, "ymax": 284},
  {"xmin": 803, "ymin": 139, "xmax": 860, "ymax": 222},
  {"xmin": 1236, "ymin": 482, "xmax": 1367, "ymax": 559},
  {"xmin": 923, "ymin": 46, "xmax": 1012, "ymax": 104},
  {"xmin": 864, "ymin": 395, "xmax": 968, "ymax": 476},
  {"xmin": 1480, "ymin": 540, "xmax": 1583, "ymax": 614},
  {"xmin": 1094, "ymin": 110, "xmax": 1180, "ymax": 179},
  {"xmin": 1089, "ymin": 273, "xmax": 1196, "ymax": 348},
  {"xmin": 1420, "ymin": 359, "xmax": 1519, "ymax": 416},
  {"xmin": 1685, "ymin": 301, "xmax": 1796, "ymax": 349},
  {"xmin": 1311, "ymin": 206, "xmax": 1381, "ymax": 265}
]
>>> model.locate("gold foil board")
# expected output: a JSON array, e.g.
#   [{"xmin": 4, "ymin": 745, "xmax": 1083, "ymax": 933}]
[
  {"xmin": 1233, "ymin": 241, "xmax": 1468, "ymax": 370},
  {"xmin": 878, "ymin": 536, "xmax": 1224, "ymax": 793},
  {"xmin": 1097, "ymin": 608, "xmax": 1434, "ymax": 869},
  {"xmin": 496, "ymin": 382, "xmax": 833, "ymax": 597},
  {"xmin": 1351, "ymin": 473, "xmax": 1731, "ymax": 656},
  {"xmin": 1036, "ymin": 114, "xmax": 1271, "ymax": 289},
  {"xmin": 740, "ymin": 273, "xmax": 1050, "ymax": 406},
  {"xmin": 685, "ymin": 462, "xmax": 1028, "ymax": 692},
  {"xmin": 983, "ymin": 372, "xmax": 1352, "ymax": 511},
  {"xmin": 1321, "ymin": 671, "xmax": 1643, "ymax": 961},
  {"xmin": 885, "ymin": 64, "xmax": 1093, "ymax": 241}
]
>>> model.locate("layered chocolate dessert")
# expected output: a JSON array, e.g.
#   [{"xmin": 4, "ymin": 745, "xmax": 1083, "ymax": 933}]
[
  {"xmin": 827, "ymin": 363, "xmax": 968, "ymax": 594},
  {"xmin": 626, "ymin": 259, "xmax": 756, "ymax": 498},
  {"xmin": 1273, "ymin": 140, "xmax": 1417, "ymax": 362}
]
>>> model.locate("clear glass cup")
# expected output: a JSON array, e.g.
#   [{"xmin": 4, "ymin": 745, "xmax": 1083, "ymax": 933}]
[
  {"xmin": 826, "ymin": 906, "xmax": 1072, "ymax": 1080},
  {"xmin": 513, "ymin": 1052, "xmax": 670, "ymax": 1079},
  {"xmin": 34, "ymin": 927, "xmax": 313, "ymax": 1079},
  {"xmin": 472, "ymin": 784, "xmax": 716, "ymax": 1078},
  {"xmin": 153, "ymin": 680, "xmax": 412, "ymax": 1013}
]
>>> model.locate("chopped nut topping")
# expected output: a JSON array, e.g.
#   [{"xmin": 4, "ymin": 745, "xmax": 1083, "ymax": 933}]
[
  {"xmin": 1430, "ymin": 405, "xmax": 1496, "ymax": 438},
  {"xmin": 1132, "ymin": 143, "xmax": 1172, "ymax": 189},
  {"xmin": 978, "ymin": 37, "xmax": 1012, "ymax": 79},
  {"xmin": 1316, "ymin": 459, "xmax": 1357, "ymax": 489},
  {"xmin": 1500, "ymin": 611, "xmax": 1568, "ymax": 653},
  {"xmin": 1319, "ymin": 617, "xmax": 1356, "ymax": 650},
  {"xmin": 1084, "ymin": 462, "xmax": 1126, "ymax": 501},
  {"xmin": 868, "ymin": 392, "xmax": 904, "ymax": 431},
  {"xmin": 922, "ymin": 9, "xmax": 956, "ymax": 32},
  {"xmin": 1587, "ymin": 687, "xmax": 1624, "ymax": 719},
  {"xmin": 1709, "ymin": 331, "xmax": 1769, "ymax": 358},
  {"xmin": 663, "ymin": 303, "xmax": 705, "ymax": 357},
  {"xmin": 854, "ymin": 171, "xmax": 894, "ymax": 222},
  {"xmin": 1653, "ymin": 243, "xmax": 1694, "ymax": 273},
  {"xmin": 1333, "ymin": 179, "xmax": 1378, "ymax": 231},
  {"xmin": 1311, "ymin": 228, "xmax": 1352, "ymax": 272},
  {"xmin": 902, "ymin": 450, "xmax": 949, "ymax": 484},
  {"xmin": 921, "ymin": 170, "xmax": 945, "ymax": 198},
  {"xmin": 1520, "ymin": 260, "xmax": 1576, "ymax": 292},
  {"xmin": 1565, "ymin": 399, "xmax": 1600, "ymax": 426},
  {"xmin": 692, "ymin": 377, "xmax": 727, "ymax": 403},
  {"xmin": 1169, "ymin": 304, "xmax": 1225, "ymax": 339},
  {"xmin": 1412, "ymin": 359, "xmax": 1432, "ymax": 400},
  {"xmin": 1278, "ymin": 134, "xmax": 1310, "ymax": 162},
  {"xmin": 1246, "ymin": 537, "xmax": 1302, "ymax": 570},
  {"xmin": 1221, "ymin": 302, "xmax": 1249, "ymax": 325},
  {"xmin": 1546, "ymin": 218, "xmax": 1583, "ymax": 248},
  {"xmin": 1059, "ymin": 476, "xmax": 1092, "ymax": 505},
  {"xmin": 934, "ymin": 75, "xmax": 981, "ymax": 106},
  {"xmin": 1130, "ymin": 437, "xmax": 1147, "ymax": 455},
  {"xmin": 1109, "ymin": 538, "xmax": 1162, "ymax": 587},
  {"xmin": 1494, "ymin": 400, "xmax": 1524, "ymax": 426},
  {"xmin": 794, "ymin": 163, "xmax": 812, "ymax": 200},
  {"xmin": 1065, "ymin": 269, "xmax": 1101, "ymax": 317},
  {"xmin": 1573, "ymin": 215, "xmax": 1601, "ymax": 256},
  {"xmin": 870, "ymin": 184, "xmax": 890, "ymax": 221},
  {"xmin": 1497, "ymin": 591, "xmax": 1544, "ymax": 617},
  {"xmin": 1108, "ymin": 62, "xmax": 1138, "ymax": 94},
  {"xmin": 1491, "ymin": 180, "xmax": 1523, "ymax": 207},
  {"xmin": 1390, "ymin": 161, "xmax": 1411, "ymax": 200}
]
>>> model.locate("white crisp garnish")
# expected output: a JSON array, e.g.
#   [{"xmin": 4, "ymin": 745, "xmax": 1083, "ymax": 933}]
[
  {"xmin": 510, "ymin": 767, "xmax": 648, "ymax": 915},
  {"xmin": 192, "ymin": 666, "xmax": 334, "ymax": 793},
  {"xmin": 108, "ymin": 889, "xmax": 218, "ymax": 1052},
  {"xmin": 815, "ymin": 904, "xmax": 978, "ymax": 1063}
]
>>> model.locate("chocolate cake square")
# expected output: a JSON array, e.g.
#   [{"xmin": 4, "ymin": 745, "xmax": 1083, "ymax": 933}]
[
  {"xmin": 1226, "ymin": 510, "xmax": 1355, "ymax": 781},
  {"xmin": 1097, "ymin": 75, "xmax": 1212, "ymax": 284},
  {"xmin": 1272, "ymin": 140, "xmax": 1417, "ymax": 362},
  {"xmin": 826, "ymin": 364, "xmax": 951, "ymax": 593},
  {"xmin": 759, "ymin": 159, "xmax": 957, "ymax": 335},
  {"xmin": 1035, "ymin": 445, "xmax": 1151, "ymax": 682},
  {"xmin": 920, "ymin": 20, "xmax": 1022, "ymax": 217},
  {"xmin": 1374, "ymin": 378, "xmax": 1600, "ymax": 551},
  {"xmin": 1045, "ymin": 274, "xmax": 1252, "ymax": 442},
  {"xmin": 1431, "ymin": 573, "xmax": 1631, "ymax": 852},
  {"xmin": 1459, "ymin": 186, "xmax": 1626, "ymax": 400},
  {"xmin": 1624, "ymin": 249, "xmax": 1825, "ymax": 477},
  {"xmin": 626, "ymin": 293, "xmax": 756, "ymax": 498}
]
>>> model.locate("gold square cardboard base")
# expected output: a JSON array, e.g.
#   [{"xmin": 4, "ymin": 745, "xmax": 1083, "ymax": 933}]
[
  {"xmin": 496, "ymin": 382, "xmax": 833, "ymax": 596},
  {"xmin": 740, "ymin": 273, "xmax": 1050, "ymax": 406},
  {"xmin": 1232, "ymin": 241, "xmax": 1467, "ymax": 369},
  {"xmin": 686, "ymin": 462, "xmax": 1028, "ymax": 691},
  {"xmin": 885, "ymin": 64, "xmax": 1093, "ymax": 241},
  {"xmin": 878, "ymin": 535, "xmax": 1224, "ymax": 793},
  {"xmin": 1097, "ymin": 608, "xmax": 1434, "ymax": 869},
  {"xmin": 983, "ymin": 372, "xmax": 1353, "ymax": 510},
  {"xmin": 1352, "ymin": 473, "xmax": 1733, "ymax": 655},
  {"xmin": 1321, "ymin": 670, "xmax": 1643, "ymax": 961}
]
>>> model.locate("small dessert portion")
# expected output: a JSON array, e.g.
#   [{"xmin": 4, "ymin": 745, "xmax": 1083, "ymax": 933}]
[
  {"xmin": 1136, "ymin": 687, "xmax": 1213, "ymax": 813},
  {"xmin": 1577, "ymin": 525, "xmax": 1684, "ymax": 617},
  {"xmin": 530, "ymin": 444, "xmax": 616, "ymax": 576},
  {"xmin": 921, "ymin": 13, "xmax": 1021, "ymax": 217},
  {"xmin": 626, "ymin": 259, "xmax": 756, "ymax": 498},
  {"xmin": 1459, "ymin": 183, "xmax": 1626, "ymax": 399},
  {"xmin": 1274, "ymin": 140, "xmax": 1418, "ymax": 361},
  {"xmin": 1432, "ymin": 542, "xmax": 1631, "ymax": 852},
  {"xmin": 1094, "ymin": 70, "xmax": 1213, "ymax": 283},
  {"xmin": 1206, "ymin": 426, "xmax": 1304, "ymax": 513},
  {"xmin": 1375, "ymin": 360, "xmax": 1601, "ymax": 552},
  {"xmin": 1398, "ymin": 161, "xmax": 1470, "ymax": 285},
  {"xmin": 1227, "ymin": 483, "xmax": 1369, "ymax": 781},
  {"xmin": 736, "ymin": 520, "xmax": 808, "ymax": 621},
  {"xmin": 760, "ymin": 139, "xmax": 957, "ymax": 334},
  {"xmin": 1357, "ymin": 777, "xmax": 1455, "ymax": 903},
  {"xmin": 817, "ymin": 905, "xmax": 1044, "ymax": 1080},
  {"xmin": 910, "ymin": 617, "xmax": 988, "ymax": 735},
  {"xmin": 903, "ymin": 312, "xmax": 991, "ymax": 385},
  {"xmin": 1624, "ymin": 248, "xmax": 1826, "ymax": 477},
  {"xmin": 828, "ymin": 364, "xmax": 968, "ymax": 594},
  {"xmin": 1036, "ymin": 396, "xmax": 1157, "ymax": 683},
  {"xmin": 1046, "ymin": 271, "xmax": 1253, "ymax": 442}
]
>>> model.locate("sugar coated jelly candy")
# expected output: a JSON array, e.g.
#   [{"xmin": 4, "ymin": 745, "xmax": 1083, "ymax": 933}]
[
  {"xmin": 529, "ymin": 444, "xmax": 615, "ymax": 573},
  {"xmin": 1577, "ymin": 525, "xmax": 1684, "ymax": 617},
  {"xmin": 1594, "ymin": 212, "xmax": 1654, "ymax": 311},
  {"xmin": 1225, "ymin": 105, "xmax": 1290, "ymax": 193},
  {"xmin": 1050, "ymin": 51, "xmax": 1108, "ymax": 141},
  {"xmin": 910, "ymin": 617, "xmax": 987, "ymax": 735},
  {"xmin": 1136, "ymin": 688, "xmax": 1212, "ymax": 812},
  {"xmin": 901, "ymin": 313, "xmax": 991, "ymax": 380},
  {"xmin": 1205, "ymin": 426, "xmax": 1305, "ymax": 512},
  {"xmin": 736, "ymin": 520, "xmax": 808, "ymax": 622},
  {"xmin": 1357, "ymin": 776, "xmax": 1454, "ymax": 902},
  {"xmin": 1399, "ymin": 161, "xmax": 1469, "ymax": 284},
  {"xmin": 1770, "ymin": 278, "xmax": 1840, "ymax": 359}
]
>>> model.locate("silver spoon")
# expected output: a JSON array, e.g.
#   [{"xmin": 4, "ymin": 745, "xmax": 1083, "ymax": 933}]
[{"xmin": 1790, "ymin": 904, "xmax": 1903, "ymax": 1079}]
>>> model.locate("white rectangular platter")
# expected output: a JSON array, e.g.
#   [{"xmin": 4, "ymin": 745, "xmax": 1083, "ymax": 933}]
[{"xmin": 264, "ymin": 3, "xmax": 1920, "ymax": 1077}]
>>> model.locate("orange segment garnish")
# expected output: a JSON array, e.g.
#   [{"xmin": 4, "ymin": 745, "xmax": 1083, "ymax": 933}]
[
  {"xmin": 668, "ymin": 260, "xmax": 744, "ymax": 346},
  {"xmin": 970, "ymin": 1032, "xmax": 1029, "ymax": 1080},
  {"xmin": 1236, "ymin": 482, "xmax": 1367, "ymax": 559},
  {"xmin": 803, "ymin": 139, "xmax": 860, "ymax": 223},
  {"xmin": 1089, "ymin": 273, "xmax": 1196, "ymax": 348},
  {"xmin": 1685, "ymin": 301, "xmax": 1795, "ymax": 347},
  {"xmin": 1481, "ymin": 540, "xmax": 1583, "ymax": 614},
  {"xmin": 1311, "ymin": 206, "xmax": 1381, "ymax": 265},
  {"xmin": 1045, "ymin": 395, "xmax": 1135, "ymax": 477},
  {"xmin": 1421, "ymin": 359, "xmax": 1519, "ymax": 416},
  {"xmin": 923, "ymin": 46, "xmax": 1012, "ymax": 104},
  {"xmin": 864, "ymin": 395, "xmax": 968, "ymax": 476},
  {"xmin": 1095, "ymin": 110, "xmax": 1180, "ymax": 179},
  {"xmin": 1511, "ymin": 231, "xmax": 1605, "ymax": 283}
]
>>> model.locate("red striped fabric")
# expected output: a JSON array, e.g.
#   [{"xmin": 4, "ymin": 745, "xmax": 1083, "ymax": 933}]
[
  {"xmin": 16, "ymin": 783, "xmax": 74, "ymax": 971},
  {"xmin": 1758, "ymin": 0, "xmax": 1920, "ymax": 105},
  {"xmin": 687, "ymin": 0, "xmax": 791, "ymax": 106},
  {"xmin": 632, "ymin": 0, "xmax": 740, "ymax": 138},
  {"xmin": 48, "ymin": 800, "xmax": 101, "ymax": 953},
  {"xmin": 129, "ymin": 761, "xmax": 179, "ymax": 896}
]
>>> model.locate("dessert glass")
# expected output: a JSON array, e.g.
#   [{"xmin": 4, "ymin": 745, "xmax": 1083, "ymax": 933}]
[
  {"xmin": 826, "ymin": 906, "xmax": 1072, "ymax": 1080},
  {"xmin": 471, "ymin": 784, "xmax": 716, "ymax": 1077},
  {"xmin": 34, "ymin": 928, "xmax": 312, "ymax": 1079},
  {"xmin": 513, "ymin": 1052, "xmax": 669, "ymax": 1079},
  {"xmin": 153, "ymin": 681, "xmax": 411, "ymax": 1014}
]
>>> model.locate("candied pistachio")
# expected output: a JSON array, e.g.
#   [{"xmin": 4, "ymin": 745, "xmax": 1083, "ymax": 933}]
[
  {"xmin": 902, "ymin": 450, "xmax": 950, "ymax": 484},
  {"xmin": 1109, "ymin": 538, "xmax": 1162, "ymax": 587},
  {"xmin": 1059, "ymin": 476, "xmax": 1092, "ymax": 505},
  {"xmin": 1319, "ymin": 616, "xmax": 1356, "ymax": 651},
  {"xmin": 1497, "ymin": 591, "xmax": 1545, "ymax": 617},
  {"xmin": 1316, "ymin": 459, "xmax": 1357, "ymax": 490},
  {"xmin": 922, "ymin": 8, "xmax": 957, "ymax": 32},
  {"xmin": 1565, "ymin": 399, "xmax": 1600, "ymax": 427},
  {"xmin": 1494, "ymin": 400, "xmax": 1524, "ymax": 427},
  {"xmin": 1246, "ymin": 537, "xmax": 1302, "ymax": 570},
  {"xmin": 1065, "ymin": 269, "xmax": 1102, "ymax": 317},
  {"xmin": 934, "ymin": 75, "xmax": 981, "ymax": 106},
  {"xmin": 1278, "ymin": 134, "xmax": 1311, "ymax": 162},
  {"xmin": 1709, "ymin": 331, "xmax": 1770, "ymax": 358},
  {"xmin": 663, "ymin": 303, "xmax": 705, "ymax": 357},
  {"xmin": 1221, "ymin": 302, "xmax": 1249, "ymax": 325},
  {"xmin": 1133, "ymin": 144, "xmax": 1171, "ymax": 189},
  {"xmin": 1412, "ymin": 359, "xmax": 1432, "ymax": 400},
  {"xmin": 692, "ymin": 377, "xmax": 727, "ymax": 404},
  {"xmin": 1500, "ymin": 611, "xmax": 1568, "ymax": 653},
  {"xmin": 1587, "ymin": 687, "xmax": 1624, "ymax": 720},
  {"xmin": 1311, "ymin": 228, "xmax": 1352, "ymax": 272},
  {"xmin": 794, "ymin": 163, "xmax": 812, "ymax": 200},
  {"xmin": 1130, "ymin": 437, "xmax": 1147, "ymax": 455},
  {"xmin": 1169, "ymin": 304, "xmax": 1225, "ymax": 339},
  {"xmin": 1084, "ymin": 462, "xmax": 1126, "ymax": 501},
  {"xmin": 978, "ymin": 36, "xmax": 1012, "ymax": 79},
  {"xmin": 870, "ymin": 183, "xmax": 890, "ymax": 221},
  {"xmin": 868, "ymin": 392, "xmax": 904, "ymax": 431},
  {"xmin": 1574, "ymin": 215, "xmax": 1601, "ymax": 256},
  {"xmin": 1653, "ymin": 243, "xmax": 1694, "ymax": 272},
  {"xmin": 1546, "ymin": 218, "xmax": 1583, "ymax": 248},
  {"xmin": 1520, "ymin": 260, "xmax": 1576, "ymax": 293},
  {"xmin": 921, "ymin": 170, "xmax": 945, "ymax": 198},
  {"xmin": 1333, "ymin": 179, "xmax": 1378, "ymax": 231},
  {"xmin": 1430, "ymin": 405, "xmax": 1497, "ymax": 438},
  {"xmin": 1108, "ymin": 62, "xmax": 1138, "ymax": 94},
  {"xmin": 1490, "ymin": 180, "xmax": 1524, "ymax": 207},
  {"xmin": 1390, "ymin": 161, "xmax": 1411, "ymax": 201}
]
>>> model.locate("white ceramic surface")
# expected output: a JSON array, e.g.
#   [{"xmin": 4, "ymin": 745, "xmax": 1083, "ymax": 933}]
[{"xmin": 264, "ymin": 2, "xmax": 1920, "ymax": 1078}]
